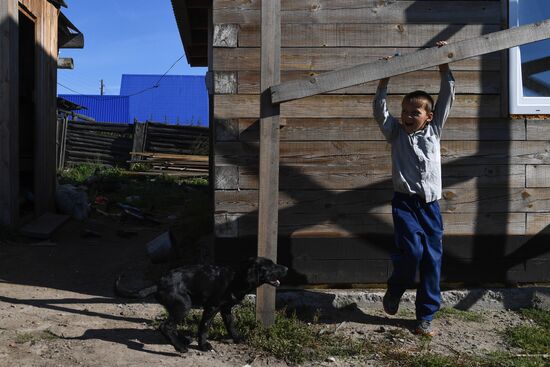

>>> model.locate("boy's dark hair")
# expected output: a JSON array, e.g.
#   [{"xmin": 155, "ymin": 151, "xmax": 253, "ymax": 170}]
[{"xmin": 403, "ymin": 90, "xmax": 434, "ymax": 113}]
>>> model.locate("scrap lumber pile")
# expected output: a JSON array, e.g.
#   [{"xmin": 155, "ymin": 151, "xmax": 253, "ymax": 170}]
[{"xmin": 130, "ymin": 152, "xmax": 209, "ymax": 177}]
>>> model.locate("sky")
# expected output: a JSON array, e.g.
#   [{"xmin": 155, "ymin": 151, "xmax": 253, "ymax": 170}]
[{"xmin": 57, "ymin": 0, "xmax": 207, "ymax": 96}]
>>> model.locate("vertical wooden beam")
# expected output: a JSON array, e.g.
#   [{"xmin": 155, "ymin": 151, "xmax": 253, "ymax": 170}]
[
  {"xmin": 256, "ymin": 0, "xmax": 280, "ymax": 328},
  {"xmin": 34, "ymin": 2, "xmax": 58, "ymax": 216},
  {"xmin": 500, "ymin": 0, "xmax": 509, "ymax": 117},
  {"xmin": 207, "ymin": 0, "xmax": 215, "ymax": 228},
  {"xmin": 57, "ymin": 115, "xmax": 69, "ymax": 170},
  {"xmin": 131, "ymin": 122, "xmax": 147, "ymax": 161},
  {"xmin": 0, "ymin": 0, "xmax": 19, "ymax": 226}
]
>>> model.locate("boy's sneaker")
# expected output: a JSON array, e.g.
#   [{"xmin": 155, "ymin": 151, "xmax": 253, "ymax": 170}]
[
  {"xmin": 382, "ymin": 290, "xmax": 401, "ymax": 315},
  {"xmin": 414, "ymin": 320, "xmax": 435, "ymax": 337}
]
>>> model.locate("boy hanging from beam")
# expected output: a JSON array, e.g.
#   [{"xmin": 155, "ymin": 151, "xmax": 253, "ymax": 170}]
[{"xmin": 373, "ymin": 41, "xmax": 455, "ymax": 337}]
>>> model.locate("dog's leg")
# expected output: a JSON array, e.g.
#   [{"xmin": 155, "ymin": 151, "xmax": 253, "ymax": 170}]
[
  {"xmin": 221, "ymin": 305, "xmax": 243, "ymax": 343},
  {"xmin": 197, "ymin": 307, "xmax": 218, "ymax": 351},
  {"xmin": 158, "ymin": 293, "xmax": 192, "ymax": 353},
  {"xmin": 160, "ymin": 319, "xmax": 190, "ymax": 353}
]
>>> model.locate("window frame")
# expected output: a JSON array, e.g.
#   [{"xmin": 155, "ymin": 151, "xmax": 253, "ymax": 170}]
[{"xmin": 508, "ymin": 0, "xmax": 550, "ymax": 114}]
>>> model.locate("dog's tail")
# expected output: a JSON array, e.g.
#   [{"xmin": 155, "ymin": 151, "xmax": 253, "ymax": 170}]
[{"xmin": 114, "ymin": 275, "xmax": 158, "ymax": 299}]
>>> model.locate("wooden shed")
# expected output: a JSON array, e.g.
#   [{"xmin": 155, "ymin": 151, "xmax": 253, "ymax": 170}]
[
  {"xmin": 172, "ymin": 0, "xmax": 550, "ymax": 285},
  {"xmin": 0, "ymin": 0, "xmax": 83, "ymax": 226}
]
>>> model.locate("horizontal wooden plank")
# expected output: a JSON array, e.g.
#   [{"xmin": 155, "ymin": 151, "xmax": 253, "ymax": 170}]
[
  {"xmin": 290, "ymin": 259, "xmax": 389, "ymax": 284},
  {"xmin": 216, "ymin": 188, "xmax": 550, "ymax": 215},
  {"xmin": 233, "ymin": 212, "xmax": 526, "ymax": 236},
  {"xmin": 526, "ymin": 165, "xmax": 550, "ymax": 188},
  {"xmin": 214, "ymin": 47, "xmax": 500, "ymax": 71},
  {"xmin": 216, "ymin": 234, "xmax": 549, "ymax": 262},
  {"xmin": 231, "ymin": 164, "xmax": 526, "ymax": 190},
  {"xmin": 220, "ymin": 118, "xmax": 525, "ymax": 141},
  {"xmin": 239, "ymin": 24, "xmax": 500, "ymax": 48},
  {"xmin": 69, "ymin": 121, "xmax": 132, "ymax": 130},
  {"xmin": 526, "ymin": 213, "xmax": 550, "ymax": 235},
  {"xmin": 215, "ymin": 141, "xmax": 550, "ymax": 166},
  {"xmin": 215, "ymin": 236, "xmax": 550, "ymax": 284},
  {"xmin": 214, "ymin": 94, "xmax": 501, "ymax": 119},
  {"xmin": 238, "ymin": 70, "xmax": 501, "ymax": 95},
  {"xmin": 213, "ymin": 0, "xmax": 501, "ymax": 24},
  {"xmin": 526, "ymin": 120, "xmax": 550, "ymax": 141},
  {"xmin": 271, "ymin": 20, "xmax": 550, "ymax": 103}
]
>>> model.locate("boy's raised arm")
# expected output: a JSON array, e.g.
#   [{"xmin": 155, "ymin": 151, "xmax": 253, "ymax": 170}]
[
  {"xmin": 431, "ymin": 63, "xmax": 455, "ymax": 135},
  {"xmin": 373, "ymin": 77, "xmax": 399, "ymax": 141}
]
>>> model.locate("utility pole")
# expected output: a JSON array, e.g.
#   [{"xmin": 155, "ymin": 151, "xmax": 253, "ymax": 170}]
[{"xmin": 100, "ymin": 79, "xmax": 105, "ymax": 95}]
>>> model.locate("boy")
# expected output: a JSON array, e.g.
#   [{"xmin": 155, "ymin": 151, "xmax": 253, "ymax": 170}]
[{"xmin": 373, "ymin": 45, "xmax": 455, "ymax": 337}]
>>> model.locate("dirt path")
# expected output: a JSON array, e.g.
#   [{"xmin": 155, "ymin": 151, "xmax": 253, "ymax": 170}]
[{"xmin": 0, "ymin": 217, "xmax": 536, "ymax": 367}]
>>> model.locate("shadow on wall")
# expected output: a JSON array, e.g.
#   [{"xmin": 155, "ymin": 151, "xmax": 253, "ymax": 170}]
[{"xmin": 215, "ymin": 3, "xmax": 550, "ymax": 310}]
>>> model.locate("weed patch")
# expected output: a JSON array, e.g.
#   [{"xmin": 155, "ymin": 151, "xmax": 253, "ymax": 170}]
[
  {"xmin": 504, "ymin": 309, "xmax": 550, "ymax": 355},
  {"xmin": 171, "ymin": 302, "xmax": 366, "ymax": 364},
  {"xmin": 480, "ymin": 352, "xmax": 548, "ymax": 367},
  {"xmin": 14, "ymin": 330, "xmax": 58, "ymax": 345},
  {"xmin": 435, "ymin": 307, "xmax": 484, "ymax": 322}
]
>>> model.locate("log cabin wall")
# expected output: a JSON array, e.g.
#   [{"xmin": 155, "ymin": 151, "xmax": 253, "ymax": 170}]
[{"xmin": 211, "ymin": 0, "xmax": 550, "ymax": 284}]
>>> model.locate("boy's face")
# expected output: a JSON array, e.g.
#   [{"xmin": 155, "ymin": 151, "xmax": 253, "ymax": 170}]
[{"xmin": 400, "ymin": 100, "xmax": 433, "ymax": 134}]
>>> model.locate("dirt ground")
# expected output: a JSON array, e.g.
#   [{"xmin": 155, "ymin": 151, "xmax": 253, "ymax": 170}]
[{"xmin": 0, "ymin": 216, "xmax": 534, "ymax": 367}]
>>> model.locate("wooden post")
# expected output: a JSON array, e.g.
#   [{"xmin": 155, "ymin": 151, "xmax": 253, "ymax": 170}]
[
  {"xmin": 256, "ymin": 0, "xmax": 280, "ymax": 328},
  {"xmin": 131, "ymin": 121, "xmax": 147, "ymax": 167},
  {"xmin": 0, "ymin": 0, "xmax": 19, "ymax": 226},
  {"xmin": 57, "ymin": 115, "xmax": 69, "ymax": 170}
]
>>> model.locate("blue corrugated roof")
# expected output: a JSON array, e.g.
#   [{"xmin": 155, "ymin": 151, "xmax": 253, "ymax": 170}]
[
  {"xmin": 58, "ymin": 74, "xmax": 209, "ymax": 126},
  {"xmin": 120, "ymin": 75, "xmax": 208, "ymax": 126},
  {"xmin": 57, "ymin": 95, "xmax": 130, "ymax": 123}
]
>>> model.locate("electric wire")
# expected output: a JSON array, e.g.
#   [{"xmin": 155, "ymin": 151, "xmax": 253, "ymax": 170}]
[{"xmin": 57, "ymin": 54, "xmax": 186, "ymax": 102}]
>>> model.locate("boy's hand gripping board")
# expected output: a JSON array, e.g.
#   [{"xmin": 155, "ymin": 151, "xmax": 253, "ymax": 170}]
[{"xmin": 270, "ymin": 19, "xmax": 550, "ymax": 104}]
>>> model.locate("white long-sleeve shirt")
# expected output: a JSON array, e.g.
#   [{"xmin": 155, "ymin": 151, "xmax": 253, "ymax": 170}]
[{"xmin": 373, "ymin": 70, "xmax": 455, "ymax": 203}]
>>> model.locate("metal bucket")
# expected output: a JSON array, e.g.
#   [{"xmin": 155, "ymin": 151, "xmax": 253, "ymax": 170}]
[{"xmin": 146, "ymin": 231, "xmax": 173, "ymax": 263}]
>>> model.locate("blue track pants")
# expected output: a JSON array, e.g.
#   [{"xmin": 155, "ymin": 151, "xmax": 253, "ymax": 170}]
[{"xmin": 389, "ymin": 192, "xmax": 444, "ymax": 321}]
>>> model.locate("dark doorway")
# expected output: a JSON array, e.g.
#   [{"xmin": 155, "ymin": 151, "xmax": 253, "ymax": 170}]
[{"xmin": 18, "ymin": 8, "xmax": 36, "ymax": 220}]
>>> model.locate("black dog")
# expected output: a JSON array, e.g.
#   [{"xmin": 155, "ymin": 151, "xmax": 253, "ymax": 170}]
[{"xmin": 116, "ymin": 257, "xmax": 287, "ymax": 352}]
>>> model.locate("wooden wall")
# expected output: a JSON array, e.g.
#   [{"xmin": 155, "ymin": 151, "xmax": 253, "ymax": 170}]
[
  {"xmin": 0, "ymin": 0, "xmax": 59, "ymax": 226},
  {"xmin": 210, "ymin": 0, "xmax": 550, "ymax": 283}
]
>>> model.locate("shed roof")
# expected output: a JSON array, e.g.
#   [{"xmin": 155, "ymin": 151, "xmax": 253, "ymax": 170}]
[
  {"xmin": 57, "ymin": 95, "xmax": 130, "ymax": 123},
  {"xmin": 57, "ymin": 74, "xmax": 209, "ymax": 126},
  {"xmin": 120, "ymin": 74, "xmax": 208, "ymax": 126},
  {"xmin": 170, "ymin": 0, "xmax": 209, "ymax": 66},
  {"xmin": 47, "ymin": 0, "xmax": 67, "ymax": 8}
]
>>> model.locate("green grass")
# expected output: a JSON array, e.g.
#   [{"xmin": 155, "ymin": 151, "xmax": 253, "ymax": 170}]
[
  {"xmin": 410, "ymin": 353, "xmax": 476, "ymax": 367},
  {"xmin": 58, "ymin": 163, "xmax": 124, "ymax": 184},
  {"xmin": 435, "ymin": 307, "xmax": 484, "ymax": 322},
  {"xmin": 154, "ymin": 305, "xmax": 550, "ymax": 366},
  {"xmin": 481, "ymin": 352, "xmax": 549, "ymax": 367},
  {"xmin": 373, "ymin": 346, "xmax": 481, "ymax": 367},
  {"xmin": 14, "ymin": 330, "xmax": 58, "ymax": 344},
  {"xmin": 58, "ymin": 163, "xmax": 209, "ymax": 216},
  {"xmin": 173, "ymin": 302, "xmax": 366, "ymax": 364},
  {"xmin": 504, "ymin": 309, "xmax": 550, "ymax": 355}
]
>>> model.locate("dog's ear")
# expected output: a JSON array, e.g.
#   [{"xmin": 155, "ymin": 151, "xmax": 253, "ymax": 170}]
[{"xmin": 242, "ymin": 258, "xmax": 261, "ymax": 286}]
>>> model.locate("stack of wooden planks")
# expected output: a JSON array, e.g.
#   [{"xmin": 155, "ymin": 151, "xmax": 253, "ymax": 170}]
[{"xmin": 130, "ymin": 152, "xmax": 209, "ymax": 177}]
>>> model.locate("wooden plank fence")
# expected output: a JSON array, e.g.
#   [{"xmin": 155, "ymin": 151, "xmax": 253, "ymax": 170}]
[{"xmin": 58, "ymin": 120, "xmax": 209, "ymax": 175}]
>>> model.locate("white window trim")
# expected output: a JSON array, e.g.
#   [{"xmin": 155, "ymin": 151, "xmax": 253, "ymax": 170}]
[{"xmin": 509, "ymin": 0, "xmax": 550, "ymax": 114}]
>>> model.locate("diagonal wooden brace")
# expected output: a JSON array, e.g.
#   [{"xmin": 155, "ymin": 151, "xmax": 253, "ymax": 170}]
[{"xmin": 270, "ymin": 19, "xmax": 550, "ymax": 104}]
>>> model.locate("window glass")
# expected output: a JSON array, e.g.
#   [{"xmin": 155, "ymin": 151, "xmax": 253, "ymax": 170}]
[
  {"xmin": 509, "ymin": 0, "xmax": 550, "ymax": 113},
  {"xmin": 517, "ymin": 1, "xmax": 550, "ymax": 97}
]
